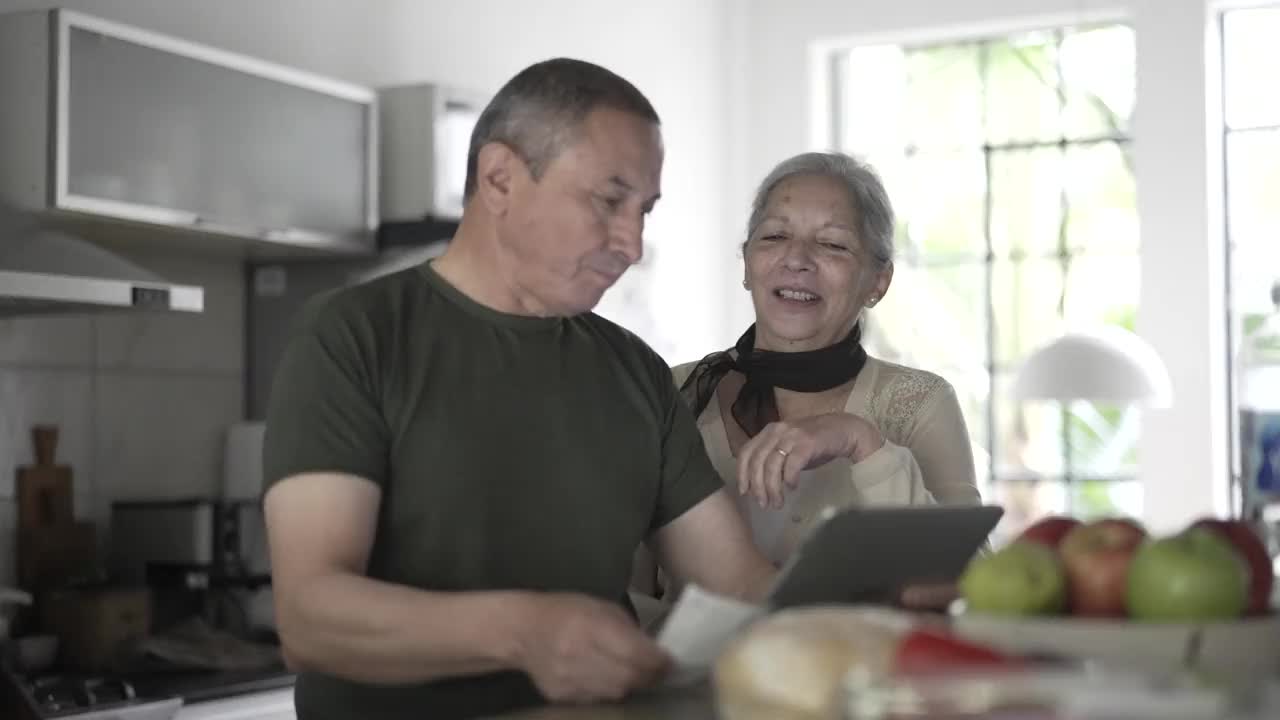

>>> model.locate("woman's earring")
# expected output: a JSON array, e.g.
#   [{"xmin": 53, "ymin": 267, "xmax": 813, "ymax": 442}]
[
  {"xmin": 867, "ymin": 296, "xmax": 879, "ymax": 307},
  {"xmin": 742, "ymin": 280, "xmax": 750, "ymax": 290}
]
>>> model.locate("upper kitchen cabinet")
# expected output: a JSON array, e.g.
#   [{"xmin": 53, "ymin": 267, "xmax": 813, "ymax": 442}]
[{"xmin": 0, "ymin": 9, "xmax": 377, "ymax": 257}]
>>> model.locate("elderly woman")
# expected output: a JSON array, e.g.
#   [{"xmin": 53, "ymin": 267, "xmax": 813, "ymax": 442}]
[
  {"xmin": 629, "ymin": 153, "xmax": 981, "ymax": 616},
  {"xmin": 685, "ymin": 151, "xmax": 981, "ymax": 565}
]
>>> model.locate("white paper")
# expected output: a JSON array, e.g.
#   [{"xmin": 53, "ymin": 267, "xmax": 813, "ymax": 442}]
[{"xmin": 654, "ymin": 584, "xmax": 763, "ymax": 685}]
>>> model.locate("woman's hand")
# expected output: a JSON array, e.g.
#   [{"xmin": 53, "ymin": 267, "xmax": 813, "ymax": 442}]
[{"xmin": 736, "ymin": 413, "xmax": 884, "ymax": 509}]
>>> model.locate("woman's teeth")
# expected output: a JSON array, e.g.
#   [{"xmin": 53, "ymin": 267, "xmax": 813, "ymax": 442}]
[{"xmin": 776, "ymin": 289, "xmax": 819, "ymax": 302}]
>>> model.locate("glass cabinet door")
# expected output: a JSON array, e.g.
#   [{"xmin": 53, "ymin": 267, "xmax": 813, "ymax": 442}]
[{"xmin": 58, "ymin": 13, "xmax": 376, "ymax": 252}]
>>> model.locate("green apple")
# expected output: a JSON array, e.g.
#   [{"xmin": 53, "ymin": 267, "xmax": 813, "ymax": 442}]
[
  {"xmin": 960, "ymin": 541, "xmax": 1067, "ymax": 616},
  {"xmin": 1126, "ymin": 528, "xmax": 1250, "ymax": 621}
]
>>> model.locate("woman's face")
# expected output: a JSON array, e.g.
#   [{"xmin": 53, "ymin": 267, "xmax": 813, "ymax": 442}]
[{"xmin": 744, "ymin": 173, "xmax": 892, "ymax": 352}]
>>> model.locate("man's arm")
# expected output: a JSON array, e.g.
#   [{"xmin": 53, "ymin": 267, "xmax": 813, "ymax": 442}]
[
  {"xmin": 267, "ymin": 472, "xmax": 668, "ymax": 699},
  {"xmin": 265, "ymin": 472, "xmax": 528, "ymax": 683},
  {"xmin": 648, "ymin": 489, "xmax": 777, "ymax": 604}
]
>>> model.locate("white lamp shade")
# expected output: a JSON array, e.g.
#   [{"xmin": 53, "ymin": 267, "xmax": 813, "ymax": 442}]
[{"xmin": 1012, "ymin": 327, "xmax": 1173, "ymax": 408}]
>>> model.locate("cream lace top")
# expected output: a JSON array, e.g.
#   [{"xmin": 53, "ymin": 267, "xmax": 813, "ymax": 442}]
[{"xmin": 670, "ymin": 355, "xmax": 982, "ymax": 564}]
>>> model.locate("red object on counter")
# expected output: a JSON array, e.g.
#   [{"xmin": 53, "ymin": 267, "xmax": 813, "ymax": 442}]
[
  {"xmin": 892, "ymin": 627, "xmax": 1025, "ymax": 675},
  {"xmin": 1017, "ymin": 515, "xmax": 1082, "ymax": 549},
  {"xmin": 1059, "ymin": 517, "xmax": 1147, "ymax": 617}
]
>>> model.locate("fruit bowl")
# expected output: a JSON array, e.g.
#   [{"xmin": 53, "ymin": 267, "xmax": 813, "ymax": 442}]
[
  {"xmin": 954, "ymin": 514, "xmax": 1280, "ymax": 679},
  {"xmin": 948, "ymin": 604, "xmax": 1280, "ymax": 679}
]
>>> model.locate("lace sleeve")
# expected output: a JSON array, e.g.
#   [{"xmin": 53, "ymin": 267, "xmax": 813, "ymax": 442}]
[{"xmin": 869, "ymin": 369, "xmax": 982, "ymax": 506}]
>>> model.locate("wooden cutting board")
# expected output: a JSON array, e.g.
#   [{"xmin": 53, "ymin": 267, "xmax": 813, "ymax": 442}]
[
  {"xmin": 13, "ymin": 425, "xmax": 96, "ymax": 590},
  {"xmin": 15, "ymin": 425, "xmax": 75, "ymax": 529},
  {"xmin": 17, "ymin": 521, "xmax": 98, "ymax": 590}
]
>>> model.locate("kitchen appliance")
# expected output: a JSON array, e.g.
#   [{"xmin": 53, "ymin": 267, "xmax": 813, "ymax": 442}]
[
  {"xmin": 378, "ymin": 83, "xmax": 487, "ymax": 225},
  {"xmin": 109, "ymin": 500, "xmax": 268, "ymax": 585},
  {"xmin": 109, "ymin": 499, "xmax": 268, "ymax": 638},
  {"xmin": 0, "ymin": 201, "xmax": 203, "ymax": 316},
  {"xmin": 0, "ymin": 665, "xmax": 183, "ymax": 720}
]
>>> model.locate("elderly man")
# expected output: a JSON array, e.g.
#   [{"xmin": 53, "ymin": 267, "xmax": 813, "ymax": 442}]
[{"xmin": 261, "ymin": 57, "xmax": 778, "ymax": 720}]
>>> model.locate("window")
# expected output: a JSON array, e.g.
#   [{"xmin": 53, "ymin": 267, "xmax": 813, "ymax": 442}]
[
  {"xmin": 1223, "ymin": 5, "xmax": 1280, "ymax": 510},
  {"xmin": 830, "ymin": 25, "xmax": 1139, "ymax": 539}
]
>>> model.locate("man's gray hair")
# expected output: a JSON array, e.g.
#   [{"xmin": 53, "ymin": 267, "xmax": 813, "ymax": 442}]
[
  {"xmin": 463, "ymin": 58, "xmax": 660, "ymax": 200},
  {"xmin": 746, "ymin": 152, "xmax": 895, "ymax": 265}
]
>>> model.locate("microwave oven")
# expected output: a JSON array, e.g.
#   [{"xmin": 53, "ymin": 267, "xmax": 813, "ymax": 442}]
[{"xmin": 110, "ymin": 499, "xmax": 269, "ymax": 582}]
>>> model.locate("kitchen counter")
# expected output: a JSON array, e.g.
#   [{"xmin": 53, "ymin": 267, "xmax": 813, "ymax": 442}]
[
  {"xmin": 488, "ymin": 673, "xmax": 1280, "ymax": 720},
  {"xmin": 491, "ymin": 681, "xmax": 714, "ymax": 720}
]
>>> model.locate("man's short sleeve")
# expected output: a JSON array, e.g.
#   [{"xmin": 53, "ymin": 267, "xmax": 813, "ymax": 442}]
[
  {"xmin": 262, "ymin": 301, "xmax": 390, "ymax": 491},
  {"xmin": 651, "ymin": 367, "xmax": 724, "ymax": 531}
]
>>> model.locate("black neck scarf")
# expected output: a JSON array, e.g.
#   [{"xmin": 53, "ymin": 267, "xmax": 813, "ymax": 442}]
[{"xmin": 679, "ymin": 323, "xmax": 868, "ymax": 437}]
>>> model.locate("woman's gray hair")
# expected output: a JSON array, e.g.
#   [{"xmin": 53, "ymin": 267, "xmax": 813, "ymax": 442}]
[{"xmin": 746, "ymin": 152, "xmax": 895, "ymax": 265}]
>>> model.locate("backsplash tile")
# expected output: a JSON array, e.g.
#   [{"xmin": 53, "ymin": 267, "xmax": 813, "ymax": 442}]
[
  {"xmin": 93, "ymin": 252, "xmax": 244, "ymax": 374},
  {"xmin": 1, "ymin": 249, "xmax": 247, "ymax": 583},
  {"xmin": 0, "ymin": 367, "xmax": 95, "ymax": 512},
  {"xmin": 92, "ymin": 371, "xmax": 242, "ymax": 505},
  {"xmin": 0, "ymin": 316, "xmax": 95, "ymax": 368}
]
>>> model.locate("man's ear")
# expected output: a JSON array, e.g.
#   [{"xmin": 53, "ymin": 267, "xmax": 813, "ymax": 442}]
[{"xmin": 474, "ymin": 142, "xmax": 520, "ymax": 215}]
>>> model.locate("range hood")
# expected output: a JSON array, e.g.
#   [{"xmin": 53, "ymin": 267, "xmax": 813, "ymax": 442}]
[{"xmin": 0, "ymin": 206, "xmax": 203, "ymax": 316}]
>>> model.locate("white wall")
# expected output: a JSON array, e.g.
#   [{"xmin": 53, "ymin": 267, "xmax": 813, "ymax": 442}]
[
  {"xmin": 733, "ymin": 0, "xmax": 1235, "ymax": 532},
  {"xmin": 0, "ymin": 0, "xmax": 734, "ymax": 586}
]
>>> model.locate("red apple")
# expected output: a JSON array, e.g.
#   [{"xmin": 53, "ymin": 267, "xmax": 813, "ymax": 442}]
[
  {"xmin": 1018, "ymin": 515, "xmax": 1083, "ymax": 549},
  {"xmin": 1059, "ymin": 517, "xmax": 1148, "ymax": 617},
  {"xmin": 1191, "ymin": 518, "xmax": 1275, "ymax": 615}
]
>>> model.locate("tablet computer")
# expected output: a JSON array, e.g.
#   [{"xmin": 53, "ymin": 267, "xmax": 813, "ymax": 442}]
[{"xmin": 765, "ymin": 504, "xmax": 1003, "ymax": 610}]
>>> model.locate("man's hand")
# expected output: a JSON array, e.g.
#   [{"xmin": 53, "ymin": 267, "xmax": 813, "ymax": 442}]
[
  {"xmin": 514, "ymin": 593, "xmax": 670, "ymax": 703},
  {"xmin": 736, "ymin": 412, "xmax": 885, "ymax": 509}
]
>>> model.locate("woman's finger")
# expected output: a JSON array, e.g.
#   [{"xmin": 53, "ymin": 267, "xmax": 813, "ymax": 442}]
[
  {"xmin": 737, "ymin": 428, "xmax": 770, "ymax": 497},
  {"xmin": 740, "ymin": 434, "xmax": 768, "ymax": 508},
  {"xmin": 748, "ymin": 425, "xmax": 783, "ymax": 508},
  {"xmin": 736, "ymin": 443, "xmax": 751, "ymax": 496},
  {"xmin": 762, "ymin": 443, "xmax": 790, "ymax": 508},
  {"xmin": 753, "ymin": 449, "xmax": 773, "ymax": 509},
  {"xmin": 780, "ymin": 442, "xmax": 809, "ymax": 489}
]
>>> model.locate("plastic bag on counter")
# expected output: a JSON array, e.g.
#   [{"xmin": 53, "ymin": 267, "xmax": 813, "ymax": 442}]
[
  {"xmin": 836, "ymin": 663, "xmax": 1280, "ymax": 720},
  {"xmin": 137, "ymin": 616, "xmax": 281, "ymax": 671}
]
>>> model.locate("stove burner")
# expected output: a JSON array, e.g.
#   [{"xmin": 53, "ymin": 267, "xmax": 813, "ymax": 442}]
[{"xmin": 26, "ymin": 675, "xmax": 137, "ymax": 713}]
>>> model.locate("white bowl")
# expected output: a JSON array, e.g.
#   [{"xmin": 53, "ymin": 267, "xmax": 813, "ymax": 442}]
[{"xmin": 949, "ymin": 608, "xmax": 1280, "ymax": 679}]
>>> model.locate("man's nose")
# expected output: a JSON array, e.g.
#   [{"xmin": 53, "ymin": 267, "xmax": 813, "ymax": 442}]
[{"xmin": 612, "ymin": 213, "xmax": 645, "ymax": 265}]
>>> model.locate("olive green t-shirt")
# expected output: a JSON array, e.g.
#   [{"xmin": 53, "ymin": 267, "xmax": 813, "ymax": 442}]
[{"xmin": 262, "ymin": 262, "xmax": 722, "ymax": 720}]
